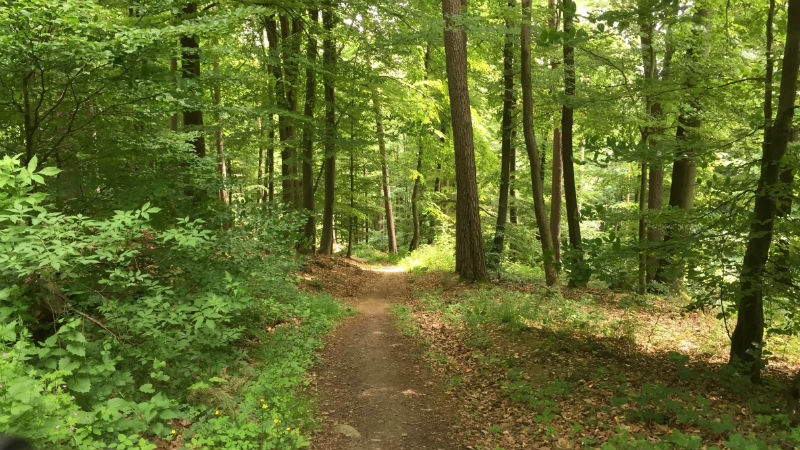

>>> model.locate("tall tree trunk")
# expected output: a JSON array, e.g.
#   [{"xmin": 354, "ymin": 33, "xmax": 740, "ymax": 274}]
[
  {"xmin": 662, "ymin": 5, "xmax": 708, "ymax": 280},
  {"xmin": 410, "ymin": 137, "xmax": 423, "ymax": 251},
  {"xmin": 268, "ymin": 114, "xmax": 275, "ymax": 203},
  {"xmin": 637, "ymin": 162, "xmax": 648, "ymax": 294},
  {"xmin": 279, "ymin": 16, "xmax": 303, "ymax": 209},
  {"xmin": 301, "ymin": 9, "xmax": 319, "ymax": 254},
  {"xmin": 319, "ymin": 1, "xmax": 337, "ymax": 255},
  {"xmin": 442, "ymin": 0, "xmax": 489, "ymax": 281},
  {"xmin": 560, "ymin": 0, "xmax": 584, "ymax": 286},
  {"xmin": 509, "ymin": 137, "xmax": 518, "ymax": 225},
  {"xmin": 212, "ymin": 66, "xmax": 228, "ymax": 205},
  {"xmin": 638, "ymin": 4, "xmax": 664, "ymax": 282},
  {"xmin": 264, "ymin": 17, "xmax": 285, "ymax": 205},
  {"xmin": 181, "ymin": 2, "xmax": 205, "ymax": 158},
  {"xmin": 550, "ymin": 127, "xmax": 562, "ymax": 263},
  {"xmin": 492, "ymin": 0, "xmax": 517, "ymax": 266},
  {"xmin": 522, "ymin": 0, "xmax": 558, "ymax": 286},
  {"xmin": 170, "ymin": 55, "xmax": 179, "ymax": 131},
  {"xmin": 730, "ymin": 0, "xmax": 800, "ymax": 382},
  {"xmin": 374, "ymin": 96, "xmax": 398, "ymax": 254},
  {"xmin": 257, "ymin": 115, "xmax": 265, "ymax": 204},
  {"xmin": 347, "ymin": 143, "xmax": 355, "ymax": 258}
]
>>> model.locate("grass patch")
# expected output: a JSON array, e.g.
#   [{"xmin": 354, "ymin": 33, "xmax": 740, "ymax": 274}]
[{"xmin": 392, "ymin": 304, "xmax": 420, "ymax": 337}]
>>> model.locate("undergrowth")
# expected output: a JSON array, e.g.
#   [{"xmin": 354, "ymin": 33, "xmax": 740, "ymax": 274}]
[{"xmin": 0, "ymin": 156, "xmax": 345, "ymax": 449}]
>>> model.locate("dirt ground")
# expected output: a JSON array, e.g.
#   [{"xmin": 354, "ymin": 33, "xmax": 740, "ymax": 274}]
[{"xmin": 307, "ymin": 258, "xmax": 466, "ymax": 450}]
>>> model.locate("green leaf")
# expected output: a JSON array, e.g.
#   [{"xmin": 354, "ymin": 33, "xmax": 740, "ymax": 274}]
[
  {"xmin": 27, "ymin": 155, "xmax": 38, "ymax": 173},
  {"xmin": 38, "ymin": 166, "xmax": 61, "ymax": 176},
  {"xmin": 139, "ymin": 383, "xmax": 155, "ymax": 393},
  {"xmin": 66, "ymin": 342, "xmax": 86, "ymax": 357},
  {"xmin": 72, "ymin": 376, "xmax": 92, "ymax": 393}
]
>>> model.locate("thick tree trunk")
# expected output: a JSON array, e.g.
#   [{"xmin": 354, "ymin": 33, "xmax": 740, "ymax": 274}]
[
  {"xmin": 410, "ymin": 137, "xmax": 423, "ymax": 251},
  {"xmin": 300, "ymin": 9, "xmax": 319, "ymax": 254},
  {"xmin": 522, "ymin": 0, "xmax": 558, "ymax": 286},
  {"xmin": 374, "ymin": 97, "xmax": 398, "ymax": 254},
  {"xmin": 550, "ymin": 127, "xmax": 562, "ymax": 263},
  {"xmin": 561, "ymin": 0, "xmax": 584, "ymax": 286},
  {"xmin": 730, "ymin": 0, "xmax": 800, "ymax": 381},
  {"xmin": 492, "ymin": 0, "xmax": 517, "ymax": 266},
  {"xmin": 442, "ymin": 0, "xmax": 489, "ymax": 281},
  {"xmin": 180, "ymin": 2, "xmax": 205, "ymax": 158},
  {"xmin": 319, "ymin": 2, "xmax": 337, "ymax": 255},
  {"xmin": 264, "ymin": 17, "xmax": 285, "ymax": 205}
]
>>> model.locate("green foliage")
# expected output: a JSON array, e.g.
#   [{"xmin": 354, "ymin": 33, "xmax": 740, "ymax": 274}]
[{"xmin": 0, "ymin": 156, "xmax": 344, "ymax": 448}]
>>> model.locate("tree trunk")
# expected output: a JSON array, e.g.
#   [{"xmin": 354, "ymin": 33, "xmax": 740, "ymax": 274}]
[
  {"xmin": 522, "ymin": 0, "xmax": 558, "ymax": 286},
  {"xmin": 638, "ymin": 161, "xmax": 648, "ymax": 294},
  {"xmin": 662, "ymin": 6, "xmax": 708, "ymax": 281},
  {"xmin": 257, "ymin": 115, "xmax": 265, "ymax": 203},
  {"xmin": 410, "ymin": 137, "xmax": 423, "ymax": 251},
  {"xmin": 492, "ymin": 0, "xmax": 517, "ymax": 266},
  {"xmin": 170, "ymin": 55, "xmax": 179, "ymax": 131},
  {"xmin": 319, "ymin": 1, "xmax": 337, "ymax": 255},
  {"xmin": 347, "ymin": 144, "xmax": 354, "ymax": 258},
  {"xmin": 550, "ymin": 127, "xmax": 562, "ymax": 263},
  {"xmin": 561, "ymin": 0, "xmax": 584, "ymax": 286},
  {"xmin": 301, "ymin": 9, "xmax": 319, "ymax": 254},
  {"xmin": 279, "ymin": 15, "xmax": 303, "ymax": 209},
  {"xmin": 509, "ymin": 136, "xmax": 518, "ymax": 225},
  {"xmin": 180, "ymin": 2, "xmax": 205, "ymax": 158},
  {"xmin": 374, "ymin": 96, "xmax": 398, "ymax": 254},
  {"xmin": 442, "ymin": 0, "xmax": 489, "ymax": 281},
  {"xmin": 730, "ymin": 0, "xmax": 800, "ymax": 381},
  {"xmin": 212, "ymin": 68, "xmax": 228, "ymax": 205}
]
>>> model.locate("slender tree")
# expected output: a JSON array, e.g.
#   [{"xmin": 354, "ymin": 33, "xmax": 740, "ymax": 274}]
[
  {"xmin": 300, "ymin": 9, "xmax": 319, "ymax": 254},
  {"xmin": 212, "ymin": 62, "xmax": 228, "ymax": 205},
  {"xmin": 319, "ymin": 0, "xmax": 337, "ymax": 255},
  {"xmin": 442, "ymin": 0, "xmax": 488, "ymax": 281},
  {"xmin": 560, "ymin": 0, "xmax": 585, "ymax": 286},
  {"xmin": 409, "ymin": 136, "xmax": 423, "ymax": 251},
  {"xmin": 729, "ymin": 0, "xmax": 800, "ymax": 382},
  {"xmin": 491, "ymin": 0, "xmax": 517, "ymax": 266},
  {"xmin": 374, "ymin": 95, "xmax": 398, "ymax": 254},
  {"xmin": 522, "ymin": 0, "xmax": 558, "ymax": 286}
]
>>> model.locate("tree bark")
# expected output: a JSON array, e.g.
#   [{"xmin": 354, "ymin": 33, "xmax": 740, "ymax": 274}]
[
  {"xmin": 550, "ymin": 127, "xmax": 562, "ymax": 263},
  {"xmin": 279, "ymin": 15, "xmax": 303, "ymax": 209},
  {"xmin": 319, "ymin": 1, "xmax": 337, "ymax": 255},
  {"xmin": 347, "ymin": 144, "xmax": 355, "ymax": 258},
  {"xmin": 180, "ymin": 2, "xmax": 205, "ymax": 158},
  {"xmin": 212, "ymin": 66, "xmax": 228, "ymax": 205},
  {"xmin": 561, "ymin": 0, "xmax": 584, "ymax": 286},
  {"xmin": 492, "ymin": 0, "xmax": 517, "ymax": 266},
  {"xmin": 300, "ymin": 9, "xmax": 319, "ymax": 254},
  {"xmin": 522, "ymin": 0, "xmax": 558, "ymax": 286},
  {"xmin": 410, "ymin": 137, "xmax": 423, "ymax": 251},
  {"xmin": 509, "ymin": 136, "xmax": 518, "ymax": 225},
  {"xmin": 730, "ymin": 0, "xmax": 800, "ymax": 382},
  {"xmin": 638, "ymin": 161, "xmax": 648, "ymax": 294},
  {"xmin": 257, "ymin": 115, "xmax": 265, "ymax": 204},
  {"xmin": 442, "ymin": 0, "xmax": 489, "ymax": 281},
  {"xmin": 374, "ymin": 96, "xmax": 398, "ymax": 254}
]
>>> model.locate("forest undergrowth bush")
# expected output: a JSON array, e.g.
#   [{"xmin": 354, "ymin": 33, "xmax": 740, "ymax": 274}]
[{"xmin": 0, "ymin": 155, "xmax": 344, "ymax": 449}]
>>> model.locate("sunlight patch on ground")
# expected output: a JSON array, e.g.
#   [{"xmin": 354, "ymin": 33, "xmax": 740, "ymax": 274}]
[{"xmin": 370, "ymin": 265, "xmax": 406, "ymax": 273}]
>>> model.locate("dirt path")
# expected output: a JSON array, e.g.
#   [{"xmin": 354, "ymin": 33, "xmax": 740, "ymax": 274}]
[{"xmin": 310, "ymin": 264, "xmax": 464, "ymax": 450}]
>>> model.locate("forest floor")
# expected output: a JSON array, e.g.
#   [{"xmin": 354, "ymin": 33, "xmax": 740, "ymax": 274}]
[
  {"xmin": 303, "ymin": 257, "xmax": 800, "ymax": 450},
  {"xmin": 305, "ymin": 258, "xmax": 465, "ymax": 449}
]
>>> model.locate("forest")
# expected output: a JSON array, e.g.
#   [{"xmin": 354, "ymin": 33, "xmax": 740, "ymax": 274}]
[{"xmin": 1, "ymin": 0, "xmax": 800, "ymax": 448}]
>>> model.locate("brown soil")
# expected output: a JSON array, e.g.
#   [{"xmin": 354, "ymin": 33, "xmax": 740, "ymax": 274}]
[{"xmin": 308, "ymin": 259, "xmax": 466, "ymax": 450}]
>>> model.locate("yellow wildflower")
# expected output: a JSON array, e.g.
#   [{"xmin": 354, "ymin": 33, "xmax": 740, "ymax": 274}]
[
  {"xmin": 286, "ymin": 427, "xmax": 291, "ymax": 431},
  {"xmin": 273, "ymin": 418, "xmax": 280, "ymax": 423},
  {"xmin": 171, "ymin": 429, "xmax": 176, "ymax": 435},
  {"xmin": 215, "ymin": 410, "xmax": 220, "ymax": 415},
  {"xmin": 262, "ymin": 404, "xmax": 268, "ymax": 409}
]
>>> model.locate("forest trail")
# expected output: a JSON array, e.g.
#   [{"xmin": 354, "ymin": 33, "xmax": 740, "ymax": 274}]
[{"xmin": 309, "ymin": 261, "xmax": 464, "ymax": 450}]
